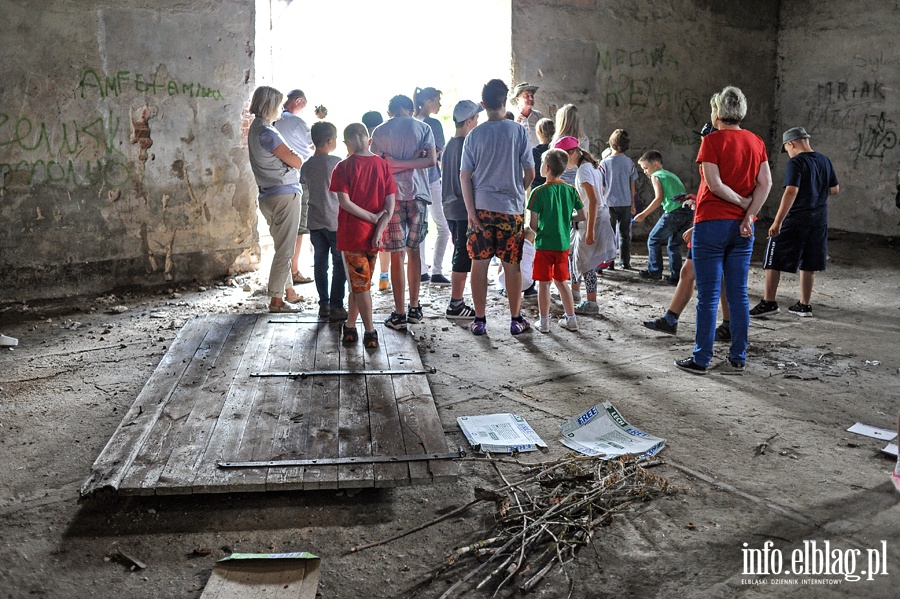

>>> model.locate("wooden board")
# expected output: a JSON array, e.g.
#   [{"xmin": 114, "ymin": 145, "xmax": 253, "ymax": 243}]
[
  {"xmin": 200, "ymin": 556, "xmax": 320, "ymax": 599},
  {"xmin": 81, "ymin": 315, "xmax": 456, "ymax": 496}
]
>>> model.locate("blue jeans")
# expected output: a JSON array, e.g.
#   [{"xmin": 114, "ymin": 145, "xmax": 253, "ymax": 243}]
[
  {"xmin": 608, "ymin": 206, "xmax": 632, "ymax": 267},
  {"xmin": 691, "ymin": 219, "xmax": 753, "ymax": 367},
  {"xmin": 647, "ymin": 208, "xmax": 692, "ymax": 279},
  {"xmin": 310, "ymin": 229, "xmax": 346, "ymax": 307}
]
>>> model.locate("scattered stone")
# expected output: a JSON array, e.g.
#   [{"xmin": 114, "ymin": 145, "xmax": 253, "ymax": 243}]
[{"xmin": 109, "ymin": 306, "xmax": 129, "ymax": 314}]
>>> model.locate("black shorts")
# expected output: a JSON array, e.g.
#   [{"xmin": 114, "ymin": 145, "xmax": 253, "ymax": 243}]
[
  {"xmin": 763, "ymin": 215, "xmax": 827, "ymax": 273},
  {"xmin": 447, "ymin": 219, "xmax": 472, "ymax": 273}
]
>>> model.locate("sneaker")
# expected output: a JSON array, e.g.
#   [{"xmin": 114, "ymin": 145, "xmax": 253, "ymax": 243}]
[
  {"xmin": 421, "ymin": 273, "xmax": 431, "ymax": 283},
  {"xmin": 574, "ymin": 300, "xmax": 599, "ymax": 315},
  {"xmin": 385, "ymin": 312, "xmax": 407, "ymax": 330},
  {"xmin": 728, "ymin": 358, "xmax": 745, "ymax": 372},
  {"xmin": 539, "ymin": 316, "xmax": 551, "ymax": 333},
  {"xmin": 470, "ymin": 318, "xmax": 487, "ymax": 336},
  {"xmin": 643, "ymin": 316, "xmax": 677, "ymax": 335},
  {"xmin": 363, "ymin": 330, "xmax": 379, "ymax": 349},
  {"xmin": 329, "ymin": 305, "xmax": 348, "ymax": 322},
  {"xmin": 446, "ymin": 303, "xmax": 476, "ymax": 320},
  {"xmin": 522, "ymin": 284, "xmax": 538, "ymax": 300},
  {"xmin": 318, "ymin": 304, "xmax": 331, "ymax": 319},
  {"xmin": 788, "ymin": 301, "xmax": 813, "ymax": 317},
  {"xmin": 430, "ymin": 274, "xmax": 451, "ymax": 286},
  {"xmin": 559, "ymin": 315, "xmax": 578, "ymax": 331},
  {"xmin": 674, "ymin": 357, "xmax": 708, "ymax": 375},
  {"xmin": 510, "ymin": 316, "xmax": 531, "ymax": 335},
  {"xmin": 639, "ymin": 269, "xmax": 662, "ymax": 280},
  {"xmin": 665, "ymin": 276, "xmax": 679, "ymax": 286},
  {"xmin": 407, "ymin": 305, "xmax": 424, "ymax": 324},
  {"xmin": 749, "ymin": 299, "xmax": 779, "ymax": 317},
  {"xmin": 715, "ymin": 322, "xmax": 731, "ymax": 342},
  {"xmin": 378, "ymin": 276, "xmax": 390, "ymax": 292},
  {"xmin": 341, "ymin": 325, "xmax": 359, "ymax": 344}
]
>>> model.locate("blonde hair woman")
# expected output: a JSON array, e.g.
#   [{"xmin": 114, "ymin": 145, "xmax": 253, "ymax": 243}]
[
  {"xmin": 248, "ymin": 86, "xmax": 306, "ymax": 312},
  {"xmin": 553, "ymin": 104, "xmax": 589, "ymax": 184}
]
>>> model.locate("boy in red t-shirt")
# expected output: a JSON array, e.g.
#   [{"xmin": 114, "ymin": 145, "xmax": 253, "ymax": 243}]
[{"xmin": 329, "ymin": 123, "xmax": 397, "ymax": 348}]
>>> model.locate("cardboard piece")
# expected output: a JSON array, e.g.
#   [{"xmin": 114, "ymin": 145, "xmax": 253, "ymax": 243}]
[{"xmin": 200, "ymin": 552, "xmax": 320, "ymax": 599}]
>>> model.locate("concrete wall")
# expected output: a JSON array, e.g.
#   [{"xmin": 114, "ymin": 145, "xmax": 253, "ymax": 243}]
[
  {"xmin": 0, "ymin": 0, "xmax": 258, "ymax": 301},
  {"xmin": 776, "ymin": 0, "xmax": 900, "ymax": 236},
  {"xmin": 512, "ymin": 0, "xmax": 781, "ymax": 205}
]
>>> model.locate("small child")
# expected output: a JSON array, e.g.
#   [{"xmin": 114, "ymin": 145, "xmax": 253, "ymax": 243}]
[
  {"xmin": 598, "ymin": 129, "xmax": 638, "ymax": 269},
  {"xmin": 361, "ymin": 110, "xmax": 391, "ymax": 292},
  {"xmin": 554, "ymin": 136, "xmax": 616, "ymax": 315},
  {"xmin": 329, "ymin": 123, "xmax": 397, "ymax": 348},
  {"xmin": 300, "ymin": 121, "xmax": 347, "ymax": 321},
  {"xmin": 527, "ymin": 148, "xmax": 586, "ymax": 333},
  {"xmin": 441, "ymin": 100, "xmax": 483, "ymax": 319},
  {"xmin": 531, "ymin": 118, "xmax": 555, "ymax": 188},
  {"xmin": 750, "ymin": 127, "xmax": 839, "ymax": 318},
  {"xmin": 634, "ymin": 150, "xmax": 692, "ymax": 283}
]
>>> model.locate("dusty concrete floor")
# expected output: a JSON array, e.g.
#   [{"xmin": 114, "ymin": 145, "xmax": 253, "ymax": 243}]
[{"xmin": 1, "ymin": 231, "xmax": 899, "ymax": 599}]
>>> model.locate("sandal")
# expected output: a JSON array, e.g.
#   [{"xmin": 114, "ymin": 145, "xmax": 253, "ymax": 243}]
[
  {"xmin": 292, "ymin": 272, "xmax": 313, "ymax": 284},
  {"xmin": 363, "ymin": 330, "xmax": 379, "ymax": 349},
  {"xmin": 269, "ymin": 303, "xmax": 301, "ymax": 313},
  {"xmin": 342, "ymin": 325, "xmax": 358, "ymax": 344}
]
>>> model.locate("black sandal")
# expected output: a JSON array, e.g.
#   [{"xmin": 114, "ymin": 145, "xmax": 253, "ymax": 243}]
[
  {"xmin": 342, "ymin": 325, "xmax": 358, "ymax": 344},
  {"xmin": 363, "ymin": 330, "xmax": 378, "ymax": 349}
]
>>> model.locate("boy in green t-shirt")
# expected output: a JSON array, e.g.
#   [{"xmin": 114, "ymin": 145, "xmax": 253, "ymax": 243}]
[
  {"xmin": 527, "ymin": 148, "xmax": 586, "ymax": 333},
  {"xmin": 634, "ymin": 150, "xmax": 692, "ymax": 283}
]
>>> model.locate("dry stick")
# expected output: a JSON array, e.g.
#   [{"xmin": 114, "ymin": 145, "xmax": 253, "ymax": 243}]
[{"xmin": 347, "ymin": 497, "xmax": 482, "ymax": 554}]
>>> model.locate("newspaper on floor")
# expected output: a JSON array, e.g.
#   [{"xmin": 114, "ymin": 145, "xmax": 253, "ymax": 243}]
[
  {"xmin": 560, "ymin": 401, "xmax": 665, "ymax": 459},
  {"xmin": 457, "ymin": 413, "xmax": 547, "ymax": 453},
  {"xmin": 847, "ymin": 422, "xmax": 898, "ymax": 441}
]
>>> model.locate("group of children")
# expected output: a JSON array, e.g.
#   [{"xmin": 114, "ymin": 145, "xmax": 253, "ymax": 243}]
[{"xmin": 263, "ymin": 79, "xmax": 839, "ymax": 352}]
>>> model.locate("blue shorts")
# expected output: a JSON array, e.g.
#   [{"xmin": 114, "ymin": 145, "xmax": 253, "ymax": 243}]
[{"xmin": 763, "ymin": 215, "xmax": 827, "ymax": 273}]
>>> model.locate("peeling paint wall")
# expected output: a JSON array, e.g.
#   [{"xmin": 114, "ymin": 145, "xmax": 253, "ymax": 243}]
[
  {"xmin": 512, "ymin": 0, "xmax": 781, "ymax": 205},
  {"xmin": 0, "ymin": 0, "xmax": 258, "ymax": 301},
  {"xmin": 776, "ymin": 1, "xmax": 900, "ymax": 236}
]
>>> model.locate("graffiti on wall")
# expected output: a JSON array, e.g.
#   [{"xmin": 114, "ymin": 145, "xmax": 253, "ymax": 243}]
[
  {"xmin": 78, "ymin": 67, "xmax": 223, "ymax": 101},
  {"xmin": 852, "ymin": 112, "xmax": 897, "ymax": 164},
  {"xmin": 2, "ymin": 65, "xmax": 223, "ymax": 190},
  {"xmin": 599, "ymin": 43, "xmax": 703, "ymax": 144},
  {"xmin": 0, "ymin": 111, "xmax": 131, "ymax": 188}
]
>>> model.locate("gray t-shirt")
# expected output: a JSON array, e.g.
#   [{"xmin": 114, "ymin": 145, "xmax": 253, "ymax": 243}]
[
  {"xmin": 273, "ymin": 111, "xmax": 314, "ymax": 161},
  {"xmin": 441, "ymin": 135, "xmax": 466, "ymax": 221},
  {"xmin": 598, "ymin": 153, "xmax": 638, "ymax": 208},
  {"xmin": 248, "ymin": 118, "xmax": 300, "ymax": 198},
  {"xmin": 460, "ymin": 119, "xmax": 534, "ymax": 215},
  {"xmin": 370, "ymin": 116, "xmax": 435, "ymax": 203},
  {"xmin": 423, "ymin": 116, "xmax": 445, "ymax": 184},
  {"xmin": 300, "ymin": 154, "xmax": 342, "ymax": 231}
]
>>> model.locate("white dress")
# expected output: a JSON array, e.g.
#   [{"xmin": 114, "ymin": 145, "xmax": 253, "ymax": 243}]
[{"xmin": 570, "ymin": 162, "xmax": 617, "ymax": 278}]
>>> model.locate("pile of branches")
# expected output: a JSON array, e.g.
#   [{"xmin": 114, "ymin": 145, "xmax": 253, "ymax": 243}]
[{"xmin": 387, "ymin": 454, "xmax": 674, "ymax": 598}]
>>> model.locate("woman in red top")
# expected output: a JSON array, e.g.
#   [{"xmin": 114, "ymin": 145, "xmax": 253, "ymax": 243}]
[{"xmin": 675, "ymin": 86, "xmax": 772, "ymax": 375}]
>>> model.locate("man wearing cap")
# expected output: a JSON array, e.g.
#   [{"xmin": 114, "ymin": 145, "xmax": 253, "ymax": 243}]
[
  {"xmin": 440, "ymin": 100, "xmax": 483, "ymax": 320},
  {"xmin": 510, "ymin": 82, "xmax": 543, "ymax": 147},
  {"xmin": 750, "ymin": 126, "xmax": 839, "ymax": 319},
  {"xmin": 274, "ymin": 90, "xmax": 316, "ymax": 284}
]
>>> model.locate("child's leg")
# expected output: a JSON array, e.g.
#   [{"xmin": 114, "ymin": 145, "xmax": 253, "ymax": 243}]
[
  {"xmin": 470, "ymin": 259, "xmax": 491, "ymax": 317},
  {"xmin": 669, "ymin": 259, "xmax": 695, "ymax": 316},
  {"xmin": 389, "ymin": 250, "xmax": 406, "ymax": 313},
  {"xmin": 763, "ymin": 268, "xmax": 781, "ymax": 302},
  {"xmin": 356, "ymin": 291, "xmax": 374, "ymax": 332},
  {"xmin": 555, "ymin": 279, "xmax": 575, "ymax": 314},
  {"xmin": 406, "ymin": 246, "xmax": 422, "ymax": 308},
  {"xmin": 346, "ymin": 291, "xmax": 359, "ymax": 327},
  {"xmin": 799, "ymin": 270, "xmax": 815, "ymax": 305},
  {"xmin": 893, "ymin": 411, "xmax": 900, "ymax": 492},
  {"xmin": 328, "ymin": 231, "xmax": 346, "ymax": 308},
  {"xmin": 500, "ymin": 261, "xmax": 523, "ymax": 316},
  {"xmin": 310, "ymin": 230, "xmax": 330, "ymax": 305},
  {"xmin": 538, "ymin": 281, "xmax": 552, "ymax": 318},
  {"xmin": 583, "ymin": 270, "xmax": 598, "ymax": 302}
]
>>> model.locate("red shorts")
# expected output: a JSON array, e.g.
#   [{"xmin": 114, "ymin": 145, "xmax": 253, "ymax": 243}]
[{"xmin": 532, "ymin": 249, "xmax": 570, "ymax": 282}]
